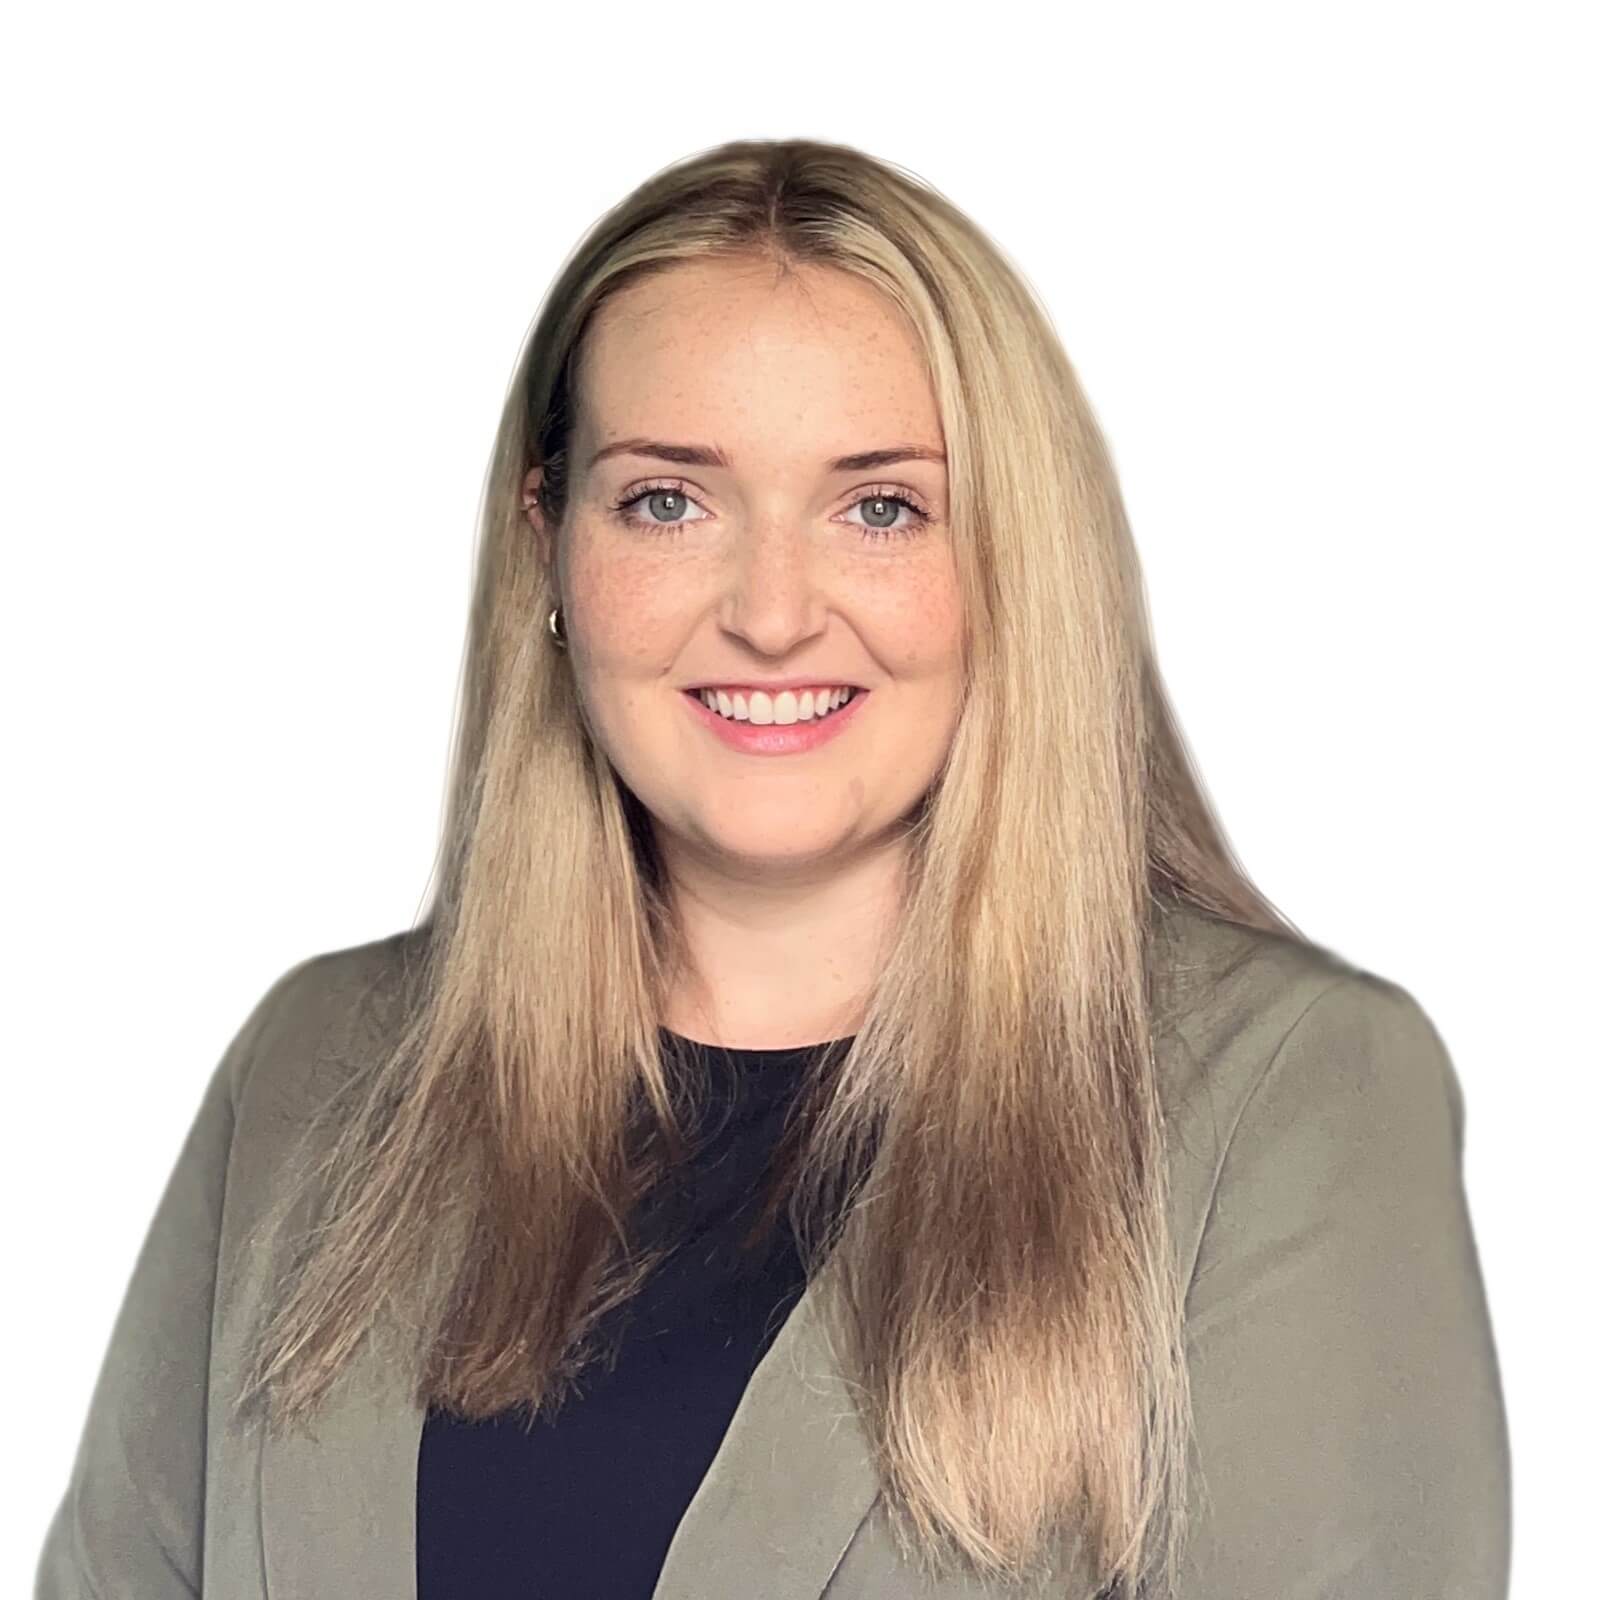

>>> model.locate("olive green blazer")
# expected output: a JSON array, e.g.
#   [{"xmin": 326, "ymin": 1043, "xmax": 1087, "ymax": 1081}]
[{"xmin": 33, "ymin": 906, "xmax": 1511, "ymax": 1598}]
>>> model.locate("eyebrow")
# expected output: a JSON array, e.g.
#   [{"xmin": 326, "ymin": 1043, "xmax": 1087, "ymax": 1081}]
[{"xmin": 586, "ymin": 438, "xmax": 947, "ymax": 474}]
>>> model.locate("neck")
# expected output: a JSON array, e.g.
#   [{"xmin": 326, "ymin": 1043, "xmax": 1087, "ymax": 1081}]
[{"xmin": 657, "ymin": 833, "xmax": 906, "ymax": 1051}]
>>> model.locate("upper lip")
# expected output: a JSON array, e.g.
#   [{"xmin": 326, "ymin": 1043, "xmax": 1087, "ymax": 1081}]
[{"xmin": 682, "ymin": 677, "xmax": 867, "ymax": 693}]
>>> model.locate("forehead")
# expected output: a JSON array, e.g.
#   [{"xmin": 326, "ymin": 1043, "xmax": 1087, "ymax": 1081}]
[{"xmin": 574, "ymin": 259, "xmax": 943, "ymax": 464}]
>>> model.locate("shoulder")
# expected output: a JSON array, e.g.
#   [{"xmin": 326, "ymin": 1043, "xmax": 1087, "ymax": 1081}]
[
  {"xmin": 1150, "ymin": 899, "xmax": 1451, "ymax": 1119},
  {"xmin": 1147, "ymin": 902, "xmax": 1460, "ymax": 1276},
  {"xmin": 1148, "ymin": 900, "xmax": 1359, "ymax": 1112},
  {"xmin": 223, "ymin": 925, "xmax": 426, "ymax": 1136}
]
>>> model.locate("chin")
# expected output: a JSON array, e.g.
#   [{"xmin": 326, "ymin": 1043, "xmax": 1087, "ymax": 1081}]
[
  {"xmin": 711, "ymin": 828, "xmax": 844, "ymax": 861},
  {"xmin": 689, "ymin": 816, "xmax": 854, "ymax": 865}
]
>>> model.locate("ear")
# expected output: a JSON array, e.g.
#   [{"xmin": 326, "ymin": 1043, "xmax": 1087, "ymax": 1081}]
[{"xmin": 520, "ymin": 464, "xmax": 554, "ymax": 574}]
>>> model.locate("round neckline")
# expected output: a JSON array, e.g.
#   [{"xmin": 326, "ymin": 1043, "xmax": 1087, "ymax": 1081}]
[{"xmin": 657, "ymin": 1024, "xmax": 855, "ymax": 1062}]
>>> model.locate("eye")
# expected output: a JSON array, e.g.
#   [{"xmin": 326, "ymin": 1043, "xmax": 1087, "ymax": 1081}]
[
  {"xmin": 610, "ymin": 481, "xmax": 710, "ymax": 533},
  {"xmin": 839, "ymin": 487, "xmax": 934, "ymax": 542}
]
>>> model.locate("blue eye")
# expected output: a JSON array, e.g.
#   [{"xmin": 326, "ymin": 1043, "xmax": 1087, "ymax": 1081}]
[
  {"xmin": 610, "ymin": 483, "xmax": 710, "ymax": 532},
  {"xmin": 840, "ymin": 491, "xmax": 931, "ymax": 541}
]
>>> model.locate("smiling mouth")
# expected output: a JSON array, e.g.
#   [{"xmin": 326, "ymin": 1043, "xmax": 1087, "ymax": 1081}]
[{"xmin": 685, "ymin": 686, "xmax": 861, "ymax": 725}]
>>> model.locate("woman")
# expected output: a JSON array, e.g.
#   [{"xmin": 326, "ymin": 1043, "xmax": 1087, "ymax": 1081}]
[{"xmin": 34, "ymin": 137, "xmax": 1511, "ymax": 1599}]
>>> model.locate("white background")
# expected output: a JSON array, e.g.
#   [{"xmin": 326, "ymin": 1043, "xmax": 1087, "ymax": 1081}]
[{"xmin": 4, "ymin": 3, "xmax": 1592, "ymax": 1593}]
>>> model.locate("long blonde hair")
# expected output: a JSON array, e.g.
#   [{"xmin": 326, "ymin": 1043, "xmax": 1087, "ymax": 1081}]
[{"xmin": 237, "ymin": 136, "xmax": 1297, "ymax": 1596}]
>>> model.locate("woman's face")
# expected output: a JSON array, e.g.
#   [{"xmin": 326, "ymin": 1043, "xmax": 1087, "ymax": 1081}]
[{"xmin": 525, "ymin": 256, "xmax": 965, "ymax": 880}]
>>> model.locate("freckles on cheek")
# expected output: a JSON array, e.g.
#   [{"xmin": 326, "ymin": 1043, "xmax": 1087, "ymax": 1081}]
[
  {"xmin": 577, "ymin": 567, "xmax": 675, "ymax": 664},
  {"xmin": 879, "ymin": 575, "xmax": 962, "ymax": 669}
]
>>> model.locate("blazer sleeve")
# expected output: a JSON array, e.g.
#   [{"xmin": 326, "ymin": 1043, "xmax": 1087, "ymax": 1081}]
[
  {"xmin": 34, "ymin": 965, "xmax": 305, "ymax": 1600},
  {"xmin": 1177, "ymin": 972, "xmax": 1512, "ymax": 1599}
]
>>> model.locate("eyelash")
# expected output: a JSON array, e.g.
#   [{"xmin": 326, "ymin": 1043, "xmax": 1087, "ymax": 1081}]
[{"xmin": 607, "ymin": 479, "xmax": 934, "ymax": 542}]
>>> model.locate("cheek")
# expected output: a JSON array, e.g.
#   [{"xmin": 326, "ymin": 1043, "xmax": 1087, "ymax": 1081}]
[
  {"xmin": 871, "ymin": 560, "xmax": 964, "ymax": 677},
  {"xmin": 568, "ymin": 550, "xmax": 683, "ymax": 667}
]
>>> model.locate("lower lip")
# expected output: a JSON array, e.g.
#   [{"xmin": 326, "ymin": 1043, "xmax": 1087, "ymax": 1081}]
[{"xmin": 681, "ymin": 689, "xmax": 869, "ymax": 755}]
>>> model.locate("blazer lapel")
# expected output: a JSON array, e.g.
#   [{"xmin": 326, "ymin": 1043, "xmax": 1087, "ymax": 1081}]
[
  {"xmin": 651, "ymin": 1280, "xmax": 883, "ymax": 1600},
  {"xmin": 258, "ymin": 1328, "xmax": 423, "ymax": 1600},
  {"xmin": 257, "ymin": 1272, "xmax": 882, "ymax": 1600}
]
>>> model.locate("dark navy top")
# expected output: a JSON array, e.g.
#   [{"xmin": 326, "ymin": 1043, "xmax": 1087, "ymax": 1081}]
[{"xmin": 415, "ymin": 1026, "xmax": 855, "ymax": 1599}]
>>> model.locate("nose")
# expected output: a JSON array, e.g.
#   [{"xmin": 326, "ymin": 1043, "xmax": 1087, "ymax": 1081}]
[{"xmin": 716, "ymin": 514, "xmax": 829, "ymax": 656}]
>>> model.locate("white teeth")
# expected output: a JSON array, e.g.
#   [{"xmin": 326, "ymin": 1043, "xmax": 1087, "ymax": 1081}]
[{"xmin": 697, "ymin": 686, "xmax": 855, "ymax": 724}]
